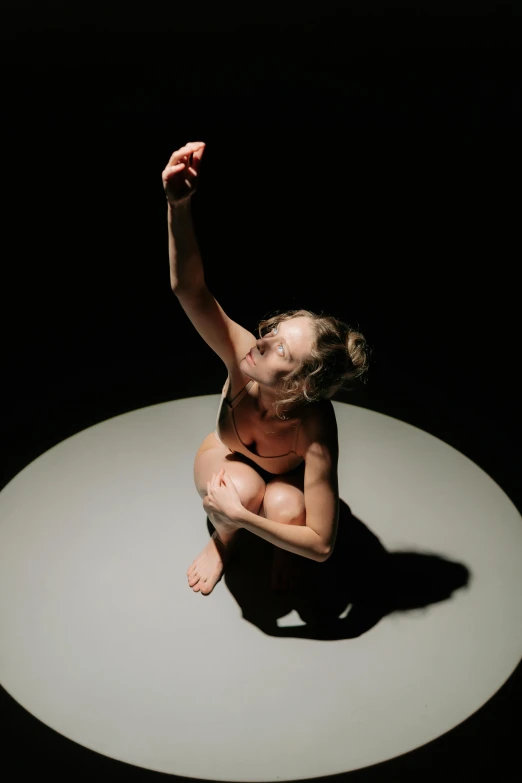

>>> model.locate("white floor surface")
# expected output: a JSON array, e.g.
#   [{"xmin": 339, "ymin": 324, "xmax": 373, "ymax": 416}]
[{"xmin": 0, "ymin": 397, "xmax": 520, "ymax": 781}]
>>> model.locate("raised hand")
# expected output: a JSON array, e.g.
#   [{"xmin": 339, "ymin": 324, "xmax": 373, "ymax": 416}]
[{"xmin": 162, "ymin": 141, "xmax": 206, "ymax": 207}]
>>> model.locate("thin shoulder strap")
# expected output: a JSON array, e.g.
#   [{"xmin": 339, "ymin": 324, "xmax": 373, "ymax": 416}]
[
  {"xmin": 291, "ymin": 419, "xmax": 302, "ymax": 453},
  {"xmin": 227, "ymin": 377, "xmax": 255, "ymax": 409}
]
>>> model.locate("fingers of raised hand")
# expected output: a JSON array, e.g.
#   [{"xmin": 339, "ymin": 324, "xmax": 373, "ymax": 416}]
[
  {"xmin": 162, "ymin": 160, "xmax": 197, "ymax": 183},
  {"xmin": 168, "ymin": 145, "xmax": 191, "ymax": 167},
  {"xmin": 162, "ymin": 163, "xmax": 186, "ymax": 182},
  {"xmin": 168, "ymin": 141, "xmax": 205, "ymax": 167}
]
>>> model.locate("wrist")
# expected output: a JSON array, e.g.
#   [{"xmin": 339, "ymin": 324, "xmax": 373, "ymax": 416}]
[
  {"xmin": 167, "ymin": 199, "xmax": 191, "ymax": 214},
  {"xmin": 232, "ymin": 506, "xmax": 248, "ymax": 526}
]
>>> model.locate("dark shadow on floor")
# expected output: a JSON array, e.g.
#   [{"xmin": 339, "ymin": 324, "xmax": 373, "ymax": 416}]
[{"xmin": 207, "ymin": 501, "xmax": 471, "ymax": 640}]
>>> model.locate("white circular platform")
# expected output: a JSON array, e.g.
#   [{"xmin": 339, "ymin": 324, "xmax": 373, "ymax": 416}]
[{"xmin": 0, "ymin": 396, "xmax": 520, "ymax": 780}]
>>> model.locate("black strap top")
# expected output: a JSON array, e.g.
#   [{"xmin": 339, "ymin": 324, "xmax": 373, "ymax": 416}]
[{"xmin": 215, "ymin": 375, "xmax": 305, "ymax": 474}]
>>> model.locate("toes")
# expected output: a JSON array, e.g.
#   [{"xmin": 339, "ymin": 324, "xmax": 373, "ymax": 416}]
[{"xmin": 200, "ymin": 575, "xmax": 218, "ymax": 595}]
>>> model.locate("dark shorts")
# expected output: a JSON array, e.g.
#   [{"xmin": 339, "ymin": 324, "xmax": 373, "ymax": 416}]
[{"xmin": 232, "ymin": 451, "xmax": 305, "ymax": 485}]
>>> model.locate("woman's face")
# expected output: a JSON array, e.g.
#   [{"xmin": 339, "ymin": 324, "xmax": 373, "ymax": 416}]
[{"xmin": 240, "ymin": 315, "xmax": 315, "ymax": 388}]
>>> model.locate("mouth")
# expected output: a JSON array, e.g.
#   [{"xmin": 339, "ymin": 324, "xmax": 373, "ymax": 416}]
[{"xmin": 246, "ymin": 349, "xmax": 255, "ymax": 365}]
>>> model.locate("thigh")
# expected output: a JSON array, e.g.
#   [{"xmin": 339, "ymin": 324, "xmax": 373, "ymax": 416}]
[{"xmin": 193, "ymin": 431, "xmax": 267, "ymax": 514}]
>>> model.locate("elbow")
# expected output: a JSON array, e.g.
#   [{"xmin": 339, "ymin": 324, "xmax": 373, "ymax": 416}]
[{"xmin": 316, "ymin": 543, "xmax": 332, "ymax": 563}]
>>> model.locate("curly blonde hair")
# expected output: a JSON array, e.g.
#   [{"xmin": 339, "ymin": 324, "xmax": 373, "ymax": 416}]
[{"xmin": 257, "ymin": 308, "xmax": 371, "ymax": 420}]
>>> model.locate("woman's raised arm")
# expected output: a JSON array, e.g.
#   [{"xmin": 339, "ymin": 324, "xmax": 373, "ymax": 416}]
[{"xmin": 162, "ymin": 141, "xmax": 206, "ymax": 293}]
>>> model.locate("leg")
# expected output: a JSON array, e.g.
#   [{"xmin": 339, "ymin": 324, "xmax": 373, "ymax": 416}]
[
  {"xmin": 261, "ymin": 471, "xmax": 307, "ymax": 591},
  {"xmin": 187, "ymin": 433, "xmax": 267, "ymax": 595}
]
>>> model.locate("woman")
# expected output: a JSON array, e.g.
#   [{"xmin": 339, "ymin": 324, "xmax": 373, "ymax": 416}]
[{"xmin": 162, "ymin": 142, "xmax": 370, "ymax": 595}]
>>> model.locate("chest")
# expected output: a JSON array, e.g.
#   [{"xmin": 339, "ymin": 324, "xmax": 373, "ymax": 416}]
[{"xmin": 229, "ymin": 394, "xmax": 302, "ymax": 458}]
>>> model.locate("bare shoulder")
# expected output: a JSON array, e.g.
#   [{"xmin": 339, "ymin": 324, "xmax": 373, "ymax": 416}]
[{"xmin": 297, "ymin": 399, "xmax": 339, "ymax": 458}]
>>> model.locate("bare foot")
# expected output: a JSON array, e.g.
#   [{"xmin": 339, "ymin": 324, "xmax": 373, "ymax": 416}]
[
  {"xmin": 271, "ymin": 547, "xmax": 303, "ymax": 592},
  {"xmin": 187, "ymin": 531, "xmax": 237, "ymax": 595}
]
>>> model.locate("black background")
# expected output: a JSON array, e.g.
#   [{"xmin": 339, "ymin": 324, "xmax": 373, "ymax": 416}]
[{"xmin": 1, "ymin": 3, "xmax": 521, "ymax": 781}]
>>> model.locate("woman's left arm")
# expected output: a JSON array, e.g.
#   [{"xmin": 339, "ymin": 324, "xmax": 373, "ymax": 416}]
[{"xmin": 298, "ymin": 403, "xmax": 339, "ymax": 559}]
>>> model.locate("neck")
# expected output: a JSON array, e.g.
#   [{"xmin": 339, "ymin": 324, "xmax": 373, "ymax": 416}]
[
  {"xmin": 255, "ymin": 384, "xmax": 282, "ymax": 420},
  {"xmin": 255, "ymin": 383, "xmax": 294, "ymax": 421}
]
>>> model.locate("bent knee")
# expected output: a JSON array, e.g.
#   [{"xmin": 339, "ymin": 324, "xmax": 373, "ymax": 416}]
[
  {"xmin": 226, "ymin": 467, "xmax": 267, "ymax": 513},
  {"xmin": 262, "ymin": 489, "xmax": 306, "ymax": 526},
  {"xmin": 196, "ymin": 459, "xmax": 266, "ymax": 515}
]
